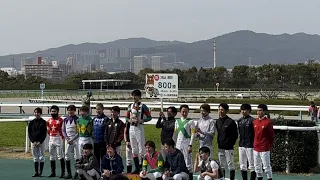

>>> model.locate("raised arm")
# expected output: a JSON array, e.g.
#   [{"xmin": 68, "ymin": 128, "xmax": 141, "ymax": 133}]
[{"xmin": 156, "ymin": 116, "xmax": 164, "ymax": 128}]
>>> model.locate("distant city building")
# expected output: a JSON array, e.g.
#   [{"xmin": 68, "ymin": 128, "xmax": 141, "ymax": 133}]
[
  {"xmin": 0, "ymin": 67, "xmax": 18, "ymax": 76},
  {"xmin": 133, "ymin": 56, "xmax": 147, "ymax": 74},
  {"xmin": 20, "ymin": 57, "xmax": 34, "ymax": 74},
  {"xmin": 66, "ymin": 57, "xmax": 76, "ymax": 72},
  {"xmin": 119, "ymin": 47, "xmax": 130, "ymax": 58},
  {"xmin": 23, "ymin": 57, "xmax": 63, "ymax": 80},
  {"xmin": 151, "ymin": 56, "xmax": 162, "ymax": 71}
]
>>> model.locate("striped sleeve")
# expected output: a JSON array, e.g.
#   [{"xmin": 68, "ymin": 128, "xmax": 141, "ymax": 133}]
[
  {"xmin": 142, "ymin": 104, "xmax": 152, "ymax": 122},
  {"xmin": 125, "ymin": 104, "xmax": 131, "ymax": 122}
]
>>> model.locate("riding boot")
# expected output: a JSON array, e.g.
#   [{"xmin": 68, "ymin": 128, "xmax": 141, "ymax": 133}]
[
  {"xmin": 241, "ymin": 170, "xmax": 248, "ymax": 180},
  {"xmin": 230, "ymin": 170, "xmax": 235, "ymax": 180},
  {"xmin": 32, "ymin": 162, "xmax": 39, "ymax": 177},
  {"xmin": 64, "ymin": 160, "xmax": 72, "ymax": 179},
  {"xmin": 250, "ymin": 171, "xmax": 257, "ymax": 180},
  {"xmin": 59, "ymin": 158, "xmax": 65, "ymax": 178},
  {"xmin": 267, "ymin": 179, "xmax": 272, "ymax": 180},
  {"xmin": 188, "ymin": 173, "xmax": 193, "ymax": 180},
  {"xmin": 39, "ymin": 162, "xmax": 44, "ymax": 176},
  {"xmin": 48, "ymin": 160, "xmax": 56, "ymax": 177},
  {"xmin": 73, "ymin": 172, "xmax": 78, "ymax": 179},
  {"xmin": 223, "ymin": 169, "xmax": 226, "ymax": 178},
  {"xmin": 132, "ymin": 157, "xmax": 140, "ymax": 174},
  {"xmin": 258, "ymin": 177, "xmax": 263, "ymax": 180},
  {"xmin": 127, "ymin": 165, "xmax": 132, "ymax": 173},
  {"xmin": 156, "ymin": 178, "xmax": 162, "ymax": 180}
]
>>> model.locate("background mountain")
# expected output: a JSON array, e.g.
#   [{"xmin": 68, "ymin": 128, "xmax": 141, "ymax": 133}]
[{"xmin": 1, "ymin": 30, "xmax": 320, "ymax": 69}]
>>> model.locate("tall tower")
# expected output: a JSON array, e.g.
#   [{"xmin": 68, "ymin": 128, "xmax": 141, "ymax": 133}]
[
  {"xmin": 11, "ymin": 57, "xmax": 15, "ymax": 68},
  {"xmin": 213, "ymin": 41, "xmax": 216, "ymax": 68},
  {"xmin": 129, "ymin": 49, "xmax": 132, "ymax": 72}
]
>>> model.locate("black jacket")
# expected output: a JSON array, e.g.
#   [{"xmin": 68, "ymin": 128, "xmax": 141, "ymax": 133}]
[
  {"xmin": 216, "ymin": 115, "xmax": 238, "ymax": 150},
  {"xmin": 156, "ymin": 116, "xmax": 176, "ymax": 145},
  {"xmin": 163, "ymin": 149, "xmax": 189, "ymax": 175},
  {"xmin": 238, "ymin": 115, "xmax": 255, "ymax": 148},
  {"xmin": 28, "ymin": 118, "xmax": 47, "ymax": 144},
  {"xmin": 104, "ymin": 118, "xmax": 125, "ymax": 147}
]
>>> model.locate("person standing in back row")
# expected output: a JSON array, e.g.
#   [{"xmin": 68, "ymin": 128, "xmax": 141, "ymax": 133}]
[
  {"xmin": 156, "ymin": 106, "xmax": 177, "ymax": 160},
  {"xmin": 216, "ymin": 103, "xmax": 238, "ymax": 180},
  {"xmin": 47, "ymin": 105, "xmax": 66, "ymax": 178},
  {"xmin": 195, "ymin": 103, "xmax": 215, "ymax": 156},
  {"xmin": 237, "ymin": 104, "xmax": 256, "ymax": 180},
  {"xmin": 173, "ymin": 104, "xmax": 196, "ymax": 180},
  {"xmin": 62, "ymin": 105, "xmax": 80, "ymax": 179},
  {"xmin": 125, "ymin": 89, "xmax": 152, "ymax": 174},
  {"xmin": 253, "ymin": 104, "xmax": 274, "ymax": 180},
  {"xmin": 93, "ymin": 103, "xmax": 108, "ymax": 164},
  {"xmin": 28, "ymin": 107, "xmax": 47, "ymax": 177}
]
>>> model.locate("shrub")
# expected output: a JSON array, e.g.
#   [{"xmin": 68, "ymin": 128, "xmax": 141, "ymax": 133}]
[{"xmin": 271, "ymin": 118, "xmax": 319, "ymax": 173}]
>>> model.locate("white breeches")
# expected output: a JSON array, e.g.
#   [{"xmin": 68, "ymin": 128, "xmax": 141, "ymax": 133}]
[
  {"xmin": 140, "ymin": 171, "xmax": 162, "ymax": 180},
  {"xmin": 239, "ymin": 147, "xmax": 254, "ymax": 171},
  {"xmin": 254, "ymin": 150, "xmax": 272, "ymax": 179},
  {"xmin": 65, "ymin": 138, "xmax": 80, "ymax": 161},
  {"xmin": 218, "ymin": 148, "xmax": 235, "ymax": 170},
  {"xmin": 129, "ymin": 125, "xmax": 146, "ymax": 157},
  {"xmin": 32, "ymin": 142, "xmax": 45, "ymax": 162},
  {"xmin": 77, "ymin": 169, "xmax": 100, "ymax": 180},
  {"xmin": 78, "ymin": 137, "xmax": 92, "ymax": 155},
  {"xmin": 197, "ymin": 175, "xmax": 224, "ymax": 180},
  {"xmin": 162, "ymin": 172, "xmax": 189, "ymax": 180},
  {"xmin": 126, "ymin": 145, "xmax": 133, "ymax": 166},
  {"xmin": 176, "ymin": 139, "xmax": 192, "ymax": 172},
  {"xmin": 116, "ymin": 146, "xmax": 121, "ymax": 156},
  {"xmin": 49, "ymin": 136, "xmax": 64, "ymax": 160}
]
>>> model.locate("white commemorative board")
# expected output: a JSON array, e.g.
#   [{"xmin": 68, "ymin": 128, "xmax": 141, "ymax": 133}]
[{"xmin": 145, "ymin": 73, "xmax": 178, "ymax": 98}]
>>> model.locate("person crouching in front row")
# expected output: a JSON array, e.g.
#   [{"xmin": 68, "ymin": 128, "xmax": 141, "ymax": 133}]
[
  {"xmin": 75, "ymin": 143, "xmax": 100, "ymax": 180},
  {"xmin": 101, "ymin": 144, "xmax": 124, "ymax": 180},
  {"xmin": 162, "ymin": 138, "xmax": 189, "ymax": 180},
  {"xmin": 140, "ymin": 140, "xmax": 164, "ymax": 180},
  {"xmin": 194, "ymin": 146, "xmax": 224, "ymax": 180}
]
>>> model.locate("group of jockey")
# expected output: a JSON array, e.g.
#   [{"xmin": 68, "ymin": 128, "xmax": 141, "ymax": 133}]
[{"xmin": 28, "ymin": 89, "xmax": 274, "ymax": 180}]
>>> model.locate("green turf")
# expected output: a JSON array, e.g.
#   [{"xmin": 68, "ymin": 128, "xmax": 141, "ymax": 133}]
[
  {"xmin": 0, "ymin": 122, "xmax": 26, "ymax": 147},
  {"xmin": 0, "ymin": 122, "xmax": 238, "ymax": 163}
]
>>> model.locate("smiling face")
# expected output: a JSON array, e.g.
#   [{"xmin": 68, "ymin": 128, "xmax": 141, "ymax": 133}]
[
  {"xmin": 180, "ymin": 107, "xmax": 189, "ymax": 118},
  {"xmin": 218, "ymin": 106, "xmax": 227, "ymax": 118},
  {"xmin": 107, "ymin": 146, "xmax": 115, "ymax": 157}
]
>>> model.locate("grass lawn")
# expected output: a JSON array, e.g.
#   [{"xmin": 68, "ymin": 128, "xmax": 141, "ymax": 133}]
[{"xmin": 0, "ymin": 122, "xmax": 239, "ymax": 163}]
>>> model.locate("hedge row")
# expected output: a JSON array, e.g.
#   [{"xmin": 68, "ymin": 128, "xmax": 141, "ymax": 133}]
[
  {"xmin": 205, "ymin": 98, "xmax": 316, "ymax": 106},
  {"xmin": 0, "ymin": 84, "xmax": 79, "ymax": 90},
  {"xmin": 270, "ymin": 118, "xmax": 319, "ymax": 173}
]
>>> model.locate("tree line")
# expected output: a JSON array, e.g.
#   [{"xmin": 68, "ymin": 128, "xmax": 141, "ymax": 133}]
[{"xmin": 0, "ymin": 63, "xmax": 319, "ymax": 95}]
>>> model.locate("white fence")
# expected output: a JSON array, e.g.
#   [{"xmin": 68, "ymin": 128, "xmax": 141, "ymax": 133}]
[
  {"xmin": 1, "ymin": 100, "xmax": 311, "ymax": 112},
  {"xmin": 1, "ymin": 115, "xmax": 320, "ymax": 173}
]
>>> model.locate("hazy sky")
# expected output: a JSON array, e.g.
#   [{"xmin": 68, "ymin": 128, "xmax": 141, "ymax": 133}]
[{"xmin": 0, "ymin": 0, "xmax": 319, "ymax": 55}]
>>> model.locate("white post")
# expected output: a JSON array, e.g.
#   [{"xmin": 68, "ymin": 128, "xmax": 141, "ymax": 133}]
[
  {"xmin": 25, "ymin": 123, "xmax": 30, "ymax": 153},
  {"xmin": 160, "ymin": 98, "xmax": 163, "ymax": 112},
  {"xmin": 285, "ymin": 130, "xmax": 290, "ymax": 173}
]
